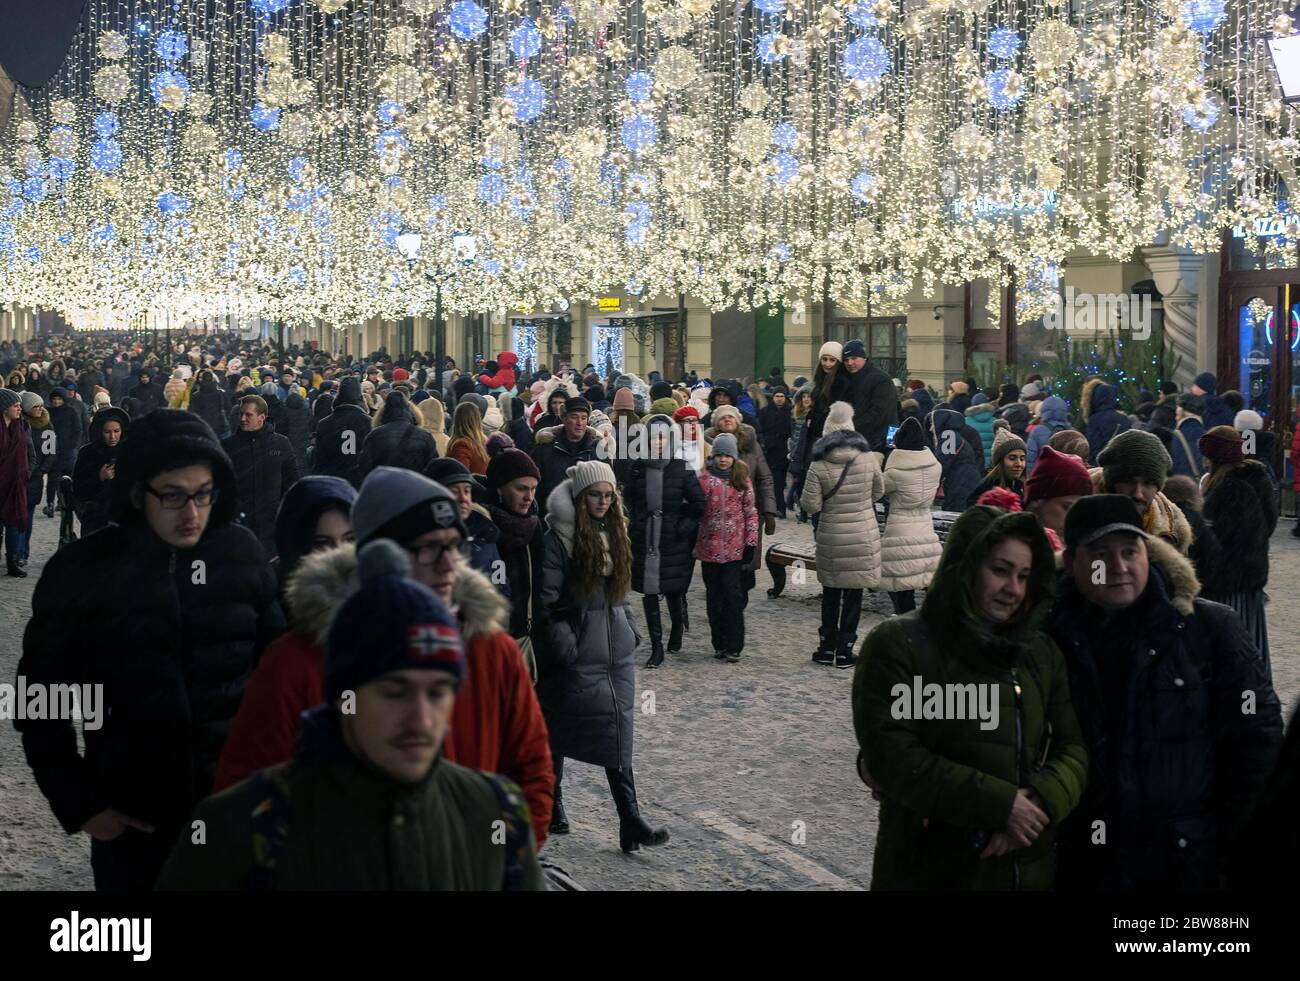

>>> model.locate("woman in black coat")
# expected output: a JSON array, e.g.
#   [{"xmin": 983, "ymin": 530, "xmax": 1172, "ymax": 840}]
[
  {"xmin": 71, "ymin": 407, "xmax": 129, "ymax": 536},
  {"xmin": 357, "ymin": 391, "xmax": 438, "ymax": 478},
  {"xmin": 1197, "ymin": 426, "xmax": 1279, "ymax": 679},
  {"xmin": 280, "ymin": 390, "xmax": 314, "ymax": 472},
  {"xmin": 621, "ymin": 416, "xmax": 704, "ymax": 667}
]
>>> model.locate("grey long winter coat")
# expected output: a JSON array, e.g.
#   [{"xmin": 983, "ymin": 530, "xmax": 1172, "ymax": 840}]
[
  {"xmin": 800, "ymin": 429, "xmax": 884, "ymax": 588},
  {"xmin": 536, "ymin": 480, "xmax": 641, "ymax": 769}
]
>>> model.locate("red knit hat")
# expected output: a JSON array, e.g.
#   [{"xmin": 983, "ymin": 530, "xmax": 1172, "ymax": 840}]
[
  {"xmin": 976, "ymin": 486, "xmax": 1023, "ymax": 511},
  {"xmin": 906, "ymin": 379, "xmax": 926, "ymax": 391},
  {"xmin": 392, "ymin": 367, "xmax": 410, "ymax": 382},
  {"xmin": 672, "ymin": 404, "xmax": 700, "ymax": 422},
  {"xmin": 1198, "ymin": 425, "xmax": 1244, "ymax": 467},
  {"xmin": 1024, "ymin": 446, "xmax": 1094, "ymax": 505}
]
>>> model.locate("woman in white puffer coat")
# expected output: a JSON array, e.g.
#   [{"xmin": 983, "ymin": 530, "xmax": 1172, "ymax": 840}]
[
  {"xmin": 800, "ymin": 401, "xmax": 884, "ymax": 669},
  {"xmin": 879, "ymin": 415, "xmax": 943, "ymax": 615}
]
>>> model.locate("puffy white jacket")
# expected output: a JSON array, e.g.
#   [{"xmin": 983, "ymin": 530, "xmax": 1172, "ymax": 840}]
[
  {"xmin": 800, "ymin": 429, "xmax": 884, "ymax": 588},
  {"xmin": 879, "ymin": 446, "xmax": 943, "ymax": 592}
]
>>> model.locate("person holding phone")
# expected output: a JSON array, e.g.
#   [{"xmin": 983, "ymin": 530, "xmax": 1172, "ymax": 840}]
[{"xmin": 72, "ymin": 406, "xmax": 130, "ymax": 537}]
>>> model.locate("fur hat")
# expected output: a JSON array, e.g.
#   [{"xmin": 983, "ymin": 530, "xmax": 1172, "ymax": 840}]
[
  {"xmin": 711, "ymin": 404, "xmax": 743, "ymax": 427},
  {"xmin": 948, "ymin": 381, "xmax": 969, "ymax": 395},
  {"xmin": 1234, "ymin": 409, "xmax": 1264, "ymax": 432},
  {"xmin": 1198, "ymin": 425, "xmax": 1244, "ymax": 467},
  {"xmin": 823, "ymin": 400, "xmax": 855, "ymax": 435}
]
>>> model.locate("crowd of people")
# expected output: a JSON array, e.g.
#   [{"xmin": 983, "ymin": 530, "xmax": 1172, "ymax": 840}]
[{"xmin": 1, "ymin": 329, "xmax": 1296, "ymax": 891}]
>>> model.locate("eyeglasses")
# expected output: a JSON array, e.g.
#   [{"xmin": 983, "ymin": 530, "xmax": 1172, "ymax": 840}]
[
  {"xmin": 585, "ymin": 490, "xmax": 615, "ymax": 502},
  {"xmin": 145, "ymin": 486, "xmax": 218, "ymax": 510},
  {"xmin": 406, "ymin": 541, "xmax": 461, "ymax": 566}
]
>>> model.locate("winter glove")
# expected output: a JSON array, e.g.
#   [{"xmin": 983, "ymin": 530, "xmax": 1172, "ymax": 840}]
[
  {"xmin": 764, "ymin": 515, "xmax": 776, "ymax": 535},
  {"xmin": 742, "ymin": 545, "xmax": 756, "ymax": 566}
]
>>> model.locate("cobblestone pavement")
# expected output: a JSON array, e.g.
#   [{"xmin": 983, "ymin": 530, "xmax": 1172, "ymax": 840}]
[{"xmin": 3, "ymin": 510, "xmax": 1297, "ymax": 890}]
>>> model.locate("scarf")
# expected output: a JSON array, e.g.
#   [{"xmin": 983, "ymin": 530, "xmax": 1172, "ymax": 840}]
[
  {"xmin": 707, "ymin": 461, "xmax": 732, "ymax": 483},
  {"xmin": 488, "ymin": 502, "xmax": 540, "ymax": 551}
]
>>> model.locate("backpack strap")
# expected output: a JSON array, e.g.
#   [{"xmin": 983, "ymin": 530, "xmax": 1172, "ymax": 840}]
[
  {"xmin": 485, "ymin": 774, "xmax": 533, "ymax": 891},
  {"xmin": 245, "ymin": 767, "xmax": 293, "ymax": 891}
]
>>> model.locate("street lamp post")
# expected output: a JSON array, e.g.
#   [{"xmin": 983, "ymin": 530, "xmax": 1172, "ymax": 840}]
[{"xmin": 396, "ymin": 230, "xmax": 477, "ymax": 400}]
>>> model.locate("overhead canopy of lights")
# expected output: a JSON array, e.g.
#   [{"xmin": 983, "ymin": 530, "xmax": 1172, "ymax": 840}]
[{"xmin": 0, "ymin": 0, "xmax": 1298, "ymax": 329}]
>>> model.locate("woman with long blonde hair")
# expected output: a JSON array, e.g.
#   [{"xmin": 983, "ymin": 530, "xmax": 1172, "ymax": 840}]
[
  {"xmin": 536, "ymin": 460, "xmax": 669, "ymax": 852},
  {"xmin": 446, "ymin": 400, "xmax": 489, "ymax": 474}
]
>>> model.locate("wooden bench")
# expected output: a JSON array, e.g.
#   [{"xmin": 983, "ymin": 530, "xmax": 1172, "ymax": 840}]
[{"xmin": 765, "ymin": 504, "xmax": 961, "ymax": 597}]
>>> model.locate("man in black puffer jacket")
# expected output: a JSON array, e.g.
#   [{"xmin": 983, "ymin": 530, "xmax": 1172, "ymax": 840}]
[
  {"xmin": 840, "ymin": 340, "xmax": 899, "ymax": 452},
  {"xmin": 127, "ymin": 367, "xmax": 166, "ymax": 416},
  {"xmin": 312, "ymin": 376, "xmax": 371, "ymax": 488},
  {"xmin": 221, "ymin": 395, "xmax": 300, "ymax": 560},
  {"xmin": 1047, "ymin": 496, "xmax": 1282, "ymax": 891},
  {"xmin": 15, "ymin": 409, "xmax": 285, "ymax": 891}
]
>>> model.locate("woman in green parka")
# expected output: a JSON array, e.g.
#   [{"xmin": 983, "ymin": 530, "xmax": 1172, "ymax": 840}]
[{"xmin": 852, "ymin": 506, "xmax": 1088, "ymax": 890}]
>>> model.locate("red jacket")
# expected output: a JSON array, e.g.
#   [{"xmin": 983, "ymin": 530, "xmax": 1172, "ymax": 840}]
[{"xmin": 213, "ymin": 549, "xmax": 554, "ymax": 845}]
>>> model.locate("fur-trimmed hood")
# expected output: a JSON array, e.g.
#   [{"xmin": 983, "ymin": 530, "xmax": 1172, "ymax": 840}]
[
  {"xmin": 531, "ymin": 423, "xmax": 607, "ymax": 458},
  {"xmin": 286, "ymin": 544, "xmax": 507, "ymax": 645},
  {"xmin": 541, "ymin": 375, "xmax": 579, "ymax": 405},
  {"xmin": 965, "ymin": 402, "xmax": 997, "ymax": 419},
  {"xmin": 1145, "ymin": 535, "xmax": 1199, "ymax": 616},
  {"xmin": 810, "ymin": 427, "xmax": 870, "ymax": 462},
  {"xmin": 703, "ymin": 422, "xmax": 757, "ymax": 455},
  {"xmin": 544, "ymin": 479, "xmax": 577, "ymax": 552}
]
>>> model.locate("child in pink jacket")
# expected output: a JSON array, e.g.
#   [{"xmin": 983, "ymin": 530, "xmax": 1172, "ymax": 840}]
[{"xmin": 693, "ymin": 433, "xmax": 758, "ymax": 662}]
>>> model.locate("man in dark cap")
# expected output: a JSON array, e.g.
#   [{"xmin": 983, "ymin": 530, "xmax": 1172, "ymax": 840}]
[
  {"xmin": 841, "ymin": 338, "xmax": 899, "ymax": 451},
  {"xmin": 1191, "ymin": 371, "xmax": 1233, "ymax": 429},
  {"xmin": 530, "ymin": 396, "xmax": 599, "ymax": 516},
  {"xmin": 1170, "ymin": 393, "xmax": 1207, "ymax": 479},
  {"xmin": 1047, "ymin": 494, "xmax": 1281, "ymax": 890}
]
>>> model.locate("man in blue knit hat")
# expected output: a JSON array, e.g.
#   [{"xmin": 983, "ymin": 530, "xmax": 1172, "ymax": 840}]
[{"xmin": 158, "ymin": 538, "xmax": 544, "ymax": 890}]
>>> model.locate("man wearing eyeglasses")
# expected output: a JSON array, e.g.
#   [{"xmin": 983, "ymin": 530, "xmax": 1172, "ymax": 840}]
[
  {"xmin": 345, "ymin": 466, "xmax": 554, "ymax": 844},
  {"xmin": 15, "ymin": 409, "xmax": 285, "ymax": 891}
]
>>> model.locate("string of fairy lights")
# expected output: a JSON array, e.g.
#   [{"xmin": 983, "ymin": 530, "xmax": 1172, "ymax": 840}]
[{"xmin": 1, "ymin": 0, "xmax": 1299, "ymax": 331}]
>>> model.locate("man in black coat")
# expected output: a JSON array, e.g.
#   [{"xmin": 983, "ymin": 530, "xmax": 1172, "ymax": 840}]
[
  {"xmin": 221, "ymin": 395, "xmax": 300, "ymax": 560},
  {"xmin": 71, "ymin": 406, "xmax": 129, "ymax": 537},
  {"xmin": 840, "ymin": 339, "xmax": 898, "ymax": 452},
  {"xmin": 757, "ymin": 385, "xmax": 793, "ymax": 518},
  {"xmin": 280, "ymin": 390, "xmax": 314, "ymax": 473},
  {"xmin": 312, "ymin": 376, "xmax": 371, "ymax": 488},
  {"xmin": 1047, "ymin": 495, "xmax": 1282, "ymax": 890},
  {"xmin": 187, "ymin": 369, "xmax": 229, "ymax": 438},
  {"xmin": 357, "ymin": 391, "xmax": 438, "ymax": 478},
  {"xmin": 127, "ymin": 367, "xmax": 166, "ymax": 416},
  {"xmin": 530, "ymin": 397, "xmax": 601, "ymax": 517},
  {"xmin": 44, "ymin": 389, "xmax": 85, "ymax": 516},
  {"xmin": 15, "ymin": 409, "xmax": 284, "ymax": 891}
]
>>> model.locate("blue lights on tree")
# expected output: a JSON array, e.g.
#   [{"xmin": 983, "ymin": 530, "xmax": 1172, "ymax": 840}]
[
  {"xmin": 150, "ymin": 70, "xmax": 191, "ymax": 105},
  {"xmin": 842, "ymin": 36, "xmax": 890, "ymax": 82},
  {"xmin": 506, "ymin": 77, "xmax": 546, "ymax": 123},
  {"xmin": 985, "ymin": 68, "xmax": 1023, "ymax": 110},
  {"xmin": 155, "ymin": 30, "xmax": 188, "ymax": 63},
  {"xmin": 509, "ymin": 17, "xmax": 542, "ymax": 59},
  {"xmin": 449, "ymin": 1, "xmax": 489, "ymax": 41},
  {"xmin": 621, "ymin": 114, "xmax": 658, "ymax": 153},
  {"xmin": 250, "ymin": 103, "xmax": 281, "ymax": 132},
  {"xmin": 625, "ymin": 71, "xmax": 655, "ymax": 103},
  {"xmin": 988, "ymin": 27, "xmax": 1021, "ymax": 60}
]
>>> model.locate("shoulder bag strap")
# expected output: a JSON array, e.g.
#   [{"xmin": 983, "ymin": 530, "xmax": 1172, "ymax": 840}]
[
  {"xmin": 822, "ymin": 451, "xmax": 861, "ymax": 503},
  {"xmin": 1174, "ymin": 429, "xmax": 1202, "ymax": 478}
]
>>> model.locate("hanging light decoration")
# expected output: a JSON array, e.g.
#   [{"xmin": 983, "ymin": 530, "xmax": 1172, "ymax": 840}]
[{"xmin": 0, "ymin": 0, "xmax": 1297, "ymax": 329}]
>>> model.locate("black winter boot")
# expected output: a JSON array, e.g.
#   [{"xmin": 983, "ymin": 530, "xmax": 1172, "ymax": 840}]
[
  {"xmin": 549, "ymin": 758, "xmax": 570, "ymax": 835},
  {"xmin": 642, "ymin": 595, "xmax": 665, "ymax": 668},
  {"xmin": 666, "ymin": 594, "xmax": 684, "ymax": 652},
  {"xmin": 813, "ymin": 628, "xmax": 837, "ymax": 665},
  {"xmin": 606, "ymin": 767, "xmax": 669, "ymax": 853},
  {"xmin": 6, "ymin": 558, "xmax": 26, "ymax": 578}
]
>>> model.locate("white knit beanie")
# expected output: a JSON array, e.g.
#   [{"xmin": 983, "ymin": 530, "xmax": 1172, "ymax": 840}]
[
  {"xmin": 823, "ymin": 400, "xmax": 855, "ymax": 434},
  {"xmin": 819, "ymin": 341, "xmax": 843, "ymax": 362},
  {"xmin": 568, "ymin": 460, "xmax": 618, "ymax": 498},
  {"xmin": 1234, "ymin": 409, "xmax": 1264, "ymax": 432}
]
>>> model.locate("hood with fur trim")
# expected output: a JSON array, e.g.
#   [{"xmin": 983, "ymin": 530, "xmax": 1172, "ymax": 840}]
[
  {"xmin": 1144, "ymin": 535, "xmax": 1200, "ymax": 616},
  {"xmin": 541, "ymin": 375, "xmax": 579, "ymax": 406},
  {"xmin": 810, "ymin": 427, "xmax": 871, "ymax": 462},
  {"xmin": 544, "ymin": 478, "xmax": 577, "ymax": 553},
  {"xmin": 287, "ymin": 544, "xmax": 507, "ymax": 645}
]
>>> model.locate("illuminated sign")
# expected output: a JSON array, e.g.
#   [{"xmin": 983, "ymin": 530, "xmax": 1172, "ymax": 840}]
[
  {"xmin": 1231, "ymin": 214, "xmax": 1300, "ymax": 238},
  {"xmin": 597, "ymin": 297, "xmax": 621, "ymax": 311}
]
